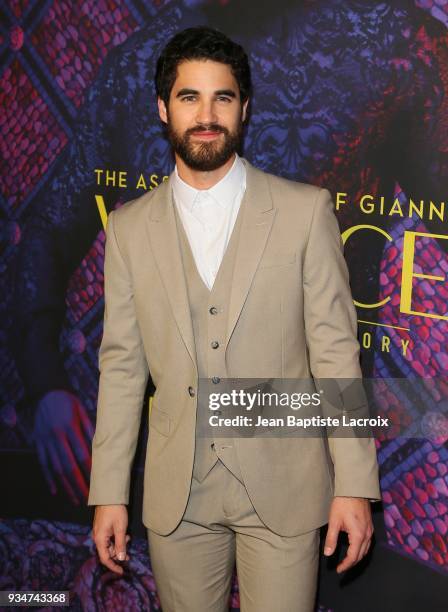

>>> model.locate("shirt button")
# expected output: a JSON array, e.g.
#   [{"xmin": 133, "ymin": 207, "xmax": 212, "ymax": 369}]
[
  {"xmin": 209, "ymin": 306, "xmax": 218, "ymax": 315},
  {"xmin": 212, "ymin": 376, "xmax": 220, "ymax": 384},
  {"xmin": 188, "ymin": 386, "xmax": 195, "ymax": 397},
  {"xmin": 211, "ymin": 341, "xmax": 219, "ymax": 349}
]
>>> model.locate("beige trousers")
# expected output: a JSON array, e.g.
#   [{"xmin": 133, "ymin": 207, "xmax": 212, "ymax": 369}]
[{"xmin": 147, "ymin": 458, "xmax": 320, "ymax": 612}]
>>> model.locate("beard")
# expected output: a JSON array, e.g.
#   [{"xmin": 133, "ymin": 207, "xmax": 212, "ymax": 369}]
[{"xmin": 166, "ymin": 114, "xmax": 243, "ymax": 172}]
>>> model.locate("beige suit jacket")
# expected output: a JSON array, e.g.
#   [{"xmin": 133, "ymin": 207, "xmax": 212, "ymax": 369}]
[{"xmin": 87, "ymin": 158, "xmax": 381, "ymax": 536}]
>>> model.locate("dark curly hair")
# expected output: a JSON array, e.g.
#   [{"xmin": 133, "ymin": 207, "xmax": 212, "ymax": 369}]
[{"xmin": 155, "ymin": 26, "xmax": 252, "ymax": 106}]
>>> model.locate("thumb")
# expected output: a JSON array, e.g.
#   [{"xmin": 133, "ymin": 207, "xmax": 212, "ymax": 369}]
[
  {"xmin": 114, "ymin": 529, "xmax": 128, "ymax": 561},
  {"xmin": 324, "ymin": 523, "xmax": 340, "ymax": 556}
]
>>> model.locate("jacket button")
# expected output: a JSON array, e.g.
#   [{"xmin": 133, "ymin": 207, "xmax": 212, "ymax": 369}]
[
  {"xmin": 211, "ymin": 340, "xmax": 219, "ymax": 349},
  {"xmin": 188, "ymin": 386, "xmax": 195, "ymax": 397},
  {"xmin": 209, "ymin": 306, "xmax": 218, "ymax": 315},
  {"xmin": 212, "ymin": 376, "xmax": 220, "ymax": 384}
]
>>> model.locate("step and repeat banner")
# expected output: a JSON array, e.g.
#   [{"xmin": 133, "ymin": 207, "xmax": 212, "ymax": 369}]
[{"xmin": 1, "ymin": 1, "xmax": 447, "ymax": 610}]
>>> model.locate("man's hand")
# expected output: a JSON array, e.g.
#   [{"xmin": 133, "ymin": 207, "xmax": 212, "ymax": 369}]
[
  {"xmin": 34, "ymin": 390, "xmax": 94, "ymax": 504},
  {"xmin": 92, "ymin": 505, "xmax": 130, "ymax": 575},
  {"xmin": 323, "ymin": 496, "xmax": 374, "ymax": 573}
]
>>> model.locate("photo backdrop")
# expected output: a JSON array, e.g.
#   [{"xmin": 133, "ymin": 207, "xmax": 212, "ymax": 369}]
[{"xmin": 1, "ymin": 1, "xmax": 447, "ymax": 610}]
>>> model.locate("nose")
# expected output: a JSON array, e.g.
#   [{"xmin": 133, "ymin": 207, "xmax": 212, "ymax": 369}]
[{"xmin": 196, "ymin": 99, "xmax": 217, "ymax": 126}]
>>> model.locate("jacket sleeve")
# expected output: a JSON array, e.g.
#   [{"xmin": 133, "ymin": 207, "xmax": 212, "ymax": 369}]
[
  {"xmin": 87, "ymin": 209, "xmax": 150, "ymax": 506},
  {"xmin": 303, "ymin": 187, "xmax": 381, "ymax": 501}
]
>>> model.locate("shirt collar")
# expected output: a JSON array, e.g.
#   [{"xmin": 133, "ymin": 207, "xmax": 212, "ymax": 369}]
[{"xmin": 172, "ymin": 153, "xmax": 246, "ymax": 214}]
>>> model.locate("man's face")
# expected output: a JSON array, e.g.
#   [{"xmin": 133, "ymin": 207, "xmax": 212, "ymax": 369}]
[{"xmin": 158, "ymin": 59, "xmax": 249, "ymax": 171}]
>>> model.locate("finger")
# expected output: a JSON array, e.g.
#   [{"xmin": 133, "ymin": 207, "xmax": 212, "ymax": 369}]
[
  {"xmin": 109, "ymin": 549, "xmax": 130, "ymax": 562},
  {"xmin": 110, "ymin": 535, "xmax": 131, "ymax": 561},
  {"xmin": 47, "ymin": 441, "xmax": 79, "ymax": 505},
  {"xmin": 109, "ymin": 534, "xmax": 129, "ymax": 553},
  {"xmin": 323, "ymin": 522, "xmax": 340, "ymax": 556},
  {"xmin": 96, "ymin": 532, "xmax": 124, "ymax": 575},
  {"xmin": 36, "ymin": 442, "xmax": 57, "ymax": 495},
  {"xmin": 336, "ymin": 535, "xmax": 363, "ymax": 573},
  {"xmin": 113, "ymin": 526, "xmax": 129, "ymax": 562},
  {"xmin": 356, "ymin": 520, "xmax": 374, "ymax": 563},
  {"xmin": 67, "ymin": 422, "xmax": 92, "ymax": 486},
  {"xmin": 52, "ymin": 431, "xmax": 83, "ymax": 503},
  {"xmin": 124, "ymin": 534, "xmax": 131, "ymax": 560},
  {"xmin": 57, "ymin": 433, "xmax": 90, "ymax": 502},
  {"xmin": 55, "ymin": 446, "xmax": 83, "ymax": 504},
  {"xmin": 357, "ymin": 535, "xmax": 372, "ymax": 563},
  {"xmin": 78, "ymin": 404, "xmax": 95, "ymax": 441}
]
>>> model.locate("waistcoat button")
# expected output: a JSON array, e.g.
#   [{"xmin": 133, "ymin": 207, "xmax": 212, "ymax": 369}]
[
  {"xmin": 209, "ymin": 306, "xmax": 218, "ymax": 315},
  {"xmin": 188, "ymin": 386, "xmax": 195, "ymax": 397}
]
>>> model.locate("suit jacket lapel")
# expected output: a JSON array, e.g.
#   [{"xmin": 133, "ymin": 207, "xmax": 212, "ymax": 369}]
[
  {"xmin": 225, "ymin": 158, "xmax": 276, "ymax": 350},
  {"xmin": 146, "ymin": 176, "xmax": 198, "ymax": 372}
]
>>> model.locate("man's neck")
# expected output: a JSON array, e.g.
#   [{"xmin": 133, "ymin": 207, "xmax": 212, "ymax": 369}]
[{"xmin": 175, "ymin": 153, "xmax": 236, "ymax": 190}]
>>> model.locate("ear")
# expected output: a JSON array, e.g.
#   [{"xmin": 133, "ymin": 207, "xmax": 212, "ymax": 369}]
[
  {"xmin": 158, "ymin": 97, "xmax": 168, "ymax": 124},
  {"xmin": 242, "ymin": 98, "xmax": 249, "ymax": 122}
]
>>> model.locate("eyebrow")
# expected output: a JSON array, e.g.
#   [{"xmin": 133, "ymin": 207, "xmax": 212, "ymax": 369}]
[
  {"xmin": 215, "ymin": 89, "xmax": 237, "ymax": 98},
  {"xmin": 176, "ymin": 88, "xmax": 198, "ymax": 98},
  {"xmin": 176, "ymin": 88, "xmax": 237, "ymax": 98}
]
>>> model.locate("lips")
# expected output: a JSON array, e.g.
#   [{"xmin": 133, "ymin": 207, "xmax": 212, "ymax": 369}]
[{"xmin": 191, "ymin": 131, "xmax": 223, "ymax": 141}]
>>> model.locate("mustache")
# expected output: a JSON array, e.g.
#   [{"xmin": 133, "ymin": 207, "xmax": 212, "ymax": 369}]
[{"xmin": 186, "ymin": 124, "xmax": 229, "ymax": 136}]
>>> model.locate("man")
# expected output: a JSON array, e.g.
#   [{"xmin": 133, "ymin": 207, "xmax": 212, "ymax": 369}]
[{"xmin": 88, "ymin": 26, "xmax": 381, "ymax": 611}]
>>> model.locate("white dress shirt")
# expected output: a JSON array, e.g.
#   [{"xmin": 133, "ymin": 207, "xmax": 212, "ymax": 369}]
[{"xmin": 172, "ymin": 153, "xmax": 247, "ymax": 290}]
